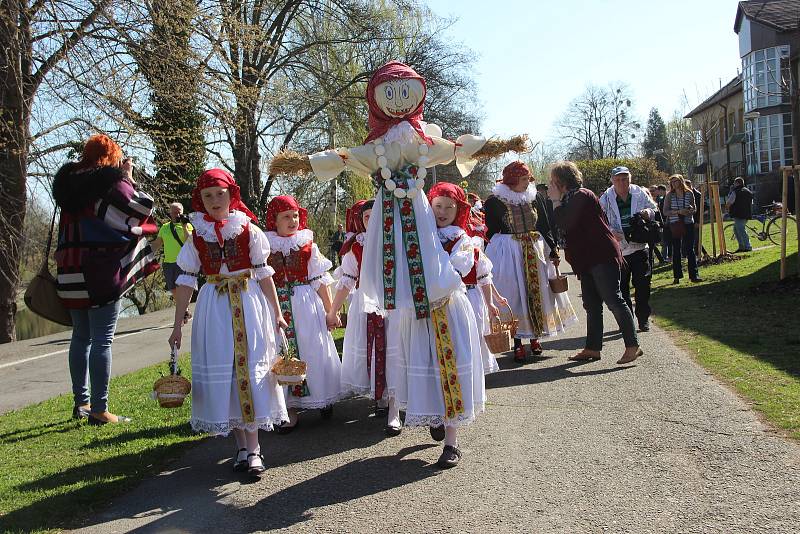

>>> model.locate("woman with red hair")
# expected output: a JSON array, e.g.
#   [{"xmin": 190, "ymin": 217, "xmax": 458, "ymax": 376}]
[
  {"xmin": 484, "ymin": 161, "xmax": 577, "ymax": 362},
  {"xmin": 53, "ymin": 134, "xmax": 159, "ymax": 425},
  {"xmin": 168, "ymin": 169, "xmax": 289, "ymax": 479}
]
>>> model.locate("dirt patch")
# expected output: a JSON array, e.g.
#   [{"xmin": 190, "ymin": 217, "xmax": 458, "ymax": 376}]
[
  {"xmin": 749, "ymin": 274, "xmax": 800, "ymax": 296},
  {"xmin": 698, "ymin": 253, "xmax": 742, "ymax": 266}
]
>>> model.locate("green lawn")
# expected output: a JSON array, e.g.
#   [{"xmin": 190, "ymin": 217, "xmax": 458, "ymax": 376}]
[
  {"xmin": 650, "ymin": 246, "xmax": 800, "ymax": 440},
  {"xmin": 0, "ymin": 329, "xmax": 344, "ymax": 533}
]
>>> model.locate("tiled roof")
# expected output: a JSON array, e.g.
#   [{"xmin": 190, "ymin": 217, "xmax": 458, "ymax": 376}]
[
  {"xmin": 684, "ymin": 76, "xmax": 742, "ymax": 119},
  {"xmin": 735, "ymin": 1, "xmax": 800, "ymax": 32}
]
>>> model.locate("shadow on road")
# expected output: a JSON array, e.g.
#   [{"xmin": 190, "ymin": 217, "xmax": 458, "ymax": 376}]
[{"xmin": 486, "ymin": 361, "xmax": 629, "ymax": 390}]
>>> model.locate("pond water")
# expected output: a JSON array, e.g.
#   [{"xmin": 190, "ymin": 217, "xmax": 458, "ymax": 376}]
[{"xmin": 15, "ymin": 298, "xmax": 141, "ymax": 341}]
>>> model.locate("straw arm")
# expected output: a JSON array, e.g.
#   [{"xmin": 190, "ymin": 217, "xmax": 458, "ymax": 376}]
[
  {"xmin": 269, "ymin": 150, "xmax": 313, "ymax": 175},
  {"xmin": 472, "ymin": 135, "xmax": 531, "ymax": 160}
]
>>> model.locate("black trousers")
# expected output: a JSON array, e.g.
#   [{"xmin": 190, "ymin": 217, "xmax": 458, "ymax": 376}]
[{"xmin": 621, "ymin": 249, "xmax": 652, "ymax": 327}]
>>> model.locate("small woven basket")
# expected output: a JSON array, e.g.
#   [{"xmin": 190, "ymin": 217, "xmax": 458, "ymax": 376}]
[
  {"xmin": 484, "ymin": 302, "xmax": 517, "ymax": 354},
  {"xmin": 153, "ymin": 345, "xmax": 191, "ymax": 408},
  {"xmin": 271, "ymin": 329, "xmax": 307, "ymax": 385},
  {"xmin": 548, "ymin": 265, "xmax": 569, "ymax": 294}
]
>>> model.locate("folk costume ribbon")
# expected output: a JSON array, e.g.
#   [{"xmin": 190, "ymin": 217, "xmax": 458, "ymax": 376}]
[
  {"xmin": 431, "ymin": 304, "xmax": 464, "ymax": 420},
  {"xmin": 378, "ymin": 165, "xmax": 431, "ymax": 319},
  {"xmin": 512, "ymin": 231, "xmax": 545, "ymax": 337},
  {"xmin": 365, "ymin": 313, "xmax": 387, "ymax": 401},
  {"xmin": 207, "ymin": 273, "xmax": 256, "ymax": 423},
  {"xmin": 276, "ymin": 282, "xmax": 311, "ymax": 397}
]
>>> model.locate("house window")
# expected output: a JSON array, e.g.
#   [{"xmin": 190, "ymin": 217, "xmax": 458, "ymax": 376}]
[
  {"xmin": 742, "ymin": 45, "xmax": 790, "ymax": 112},
  {"xmin": 745, "ymin": 112, "xmax": 793, "ymax": 173}
]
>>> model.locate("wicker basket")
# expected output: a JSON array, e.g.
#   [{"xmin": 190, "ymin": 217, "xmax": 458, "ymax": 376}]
[
  {"xmin": 548, "ymin": 265, "xmax": 569, "ymax": 294},
  {"xmin": 271, "ymin": 358, "xmax": 307, "ymax": 385},
  {"xmin": 271, "ymin": 329, "xmax": 307, "ymax": 385},
  {"xmin": 153, "ymin": 374, "xmax": 192, "ymax": 408},
  {"xmin": 484, "ymin": 302, "xmax": 517, "ymax": 354}
]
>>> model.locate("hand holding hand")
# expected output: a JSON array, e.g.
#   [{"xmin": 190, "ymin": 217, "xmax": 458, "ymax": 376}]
[{"xmin": 325, "ymin": 312, "xmax": 341, "ymax": 331}]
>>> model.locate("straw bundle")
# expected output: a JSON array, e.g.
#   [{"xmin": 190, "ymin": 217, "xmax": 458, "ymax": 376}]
[
  {"xmin": 269, "ymin": 150, "xmax": 313, "ymax": 176},
  {"xmin": 473, "ymin": 134, "xmax": 530, "ymax": 160}
]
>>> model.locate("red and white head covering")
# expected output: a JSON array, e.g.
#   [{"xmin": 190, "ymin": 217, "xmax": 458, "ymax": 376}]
[
  {"xmin": 265, "ymin": 195, "xmax": 308, "ymax": 232},
  {"xmin": 501, "ymin": 161, "xmax": 531, "ymax": 187},
  {"xmin": 427, "ymin": 182, "xmax": 471, "ymax": 230},
  {"xmin": 191, "ymin": 168, "xmax": 258, "ymax": 223},
  {"xmin": 365, "ymin": 61, "xmax": 432, "ymax": 146},
  {"xmin": 340, "ymin": 199, "xmax": 374, "ymax": 257}
]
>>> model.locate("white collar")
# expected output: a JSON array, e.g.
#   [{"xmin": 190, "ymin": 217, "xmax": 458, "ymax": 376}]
[
  {"xmin": 189, "ymin": 210, "xmax": 249, "ymax": 242},
  {"xmin": 437, "ymin": 225, "xmax": 465, "ymax": 242},
  {"xmin": 266, "ymin": 228, "xmax": 314, "ymax": 255},
  {"xmin": 491, "ymin": 183, "xmax": 537, "ymax": 205}
]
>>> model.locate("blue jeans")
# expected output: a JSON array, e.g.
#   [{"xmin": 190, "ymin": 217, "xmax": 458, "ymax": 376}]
[
  {"xmin": 733, "ymin": 218, "xmax": 752, "ymax": 251},
  {"xmin": 68, "ymin": 300, "xmax": 121, "ymax": 413},
  {"xmin": 579, "ymin": 261, "xmax": 639, "ymax": 351},
  {"xmin": 671, "ymin": 225, "xmax": 699, "ymax": 280}
]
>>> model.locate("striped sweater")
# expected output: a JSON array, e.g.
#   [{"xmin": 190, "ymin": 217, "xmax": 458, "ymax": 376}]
[{"xmin": 52, "ymin": 163, "xmax": 160, "ymax": 309}]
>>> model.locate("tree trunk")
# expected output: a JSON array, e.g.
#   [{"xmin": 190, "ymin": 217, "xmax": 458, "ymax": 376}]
[
  {"xmin": 0, "ymin": 2, "xmax": 30, "ymax": 342},
  {"xmin": 233, "ymin": 102, "xmax": 262, "ymax": 209}
]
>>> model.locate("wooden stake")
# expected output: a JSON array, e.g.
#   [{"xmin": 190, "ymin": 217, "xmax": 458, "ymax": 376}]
[
  {"xmin": 781, "ymin": 169, "xmax": 789, "ymax": 280},
  {"xmin": 697, "ymin": 183, "xmax": 706, "ymax": 258},
  {"xmin": 711, "ymin": 182, "xmax": 726, "ymax": 255}
]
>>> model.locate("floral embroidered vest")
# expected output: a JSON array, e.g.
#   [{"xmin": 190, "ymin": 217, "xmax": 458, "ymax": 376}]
[
  {"xmin": 498, "ymin": 197, "xmax": 538, "ymax": 234},
  {"xmin": 193, "ymin": 224, "xmax": 252, "ymax": 274},
  {"xmin": 268, "ymin": 241, "xmax": 313, "ymax": 286},
  {"xmin": 443, "ymin": 238, "xmax": 479, "ymax": 286}
]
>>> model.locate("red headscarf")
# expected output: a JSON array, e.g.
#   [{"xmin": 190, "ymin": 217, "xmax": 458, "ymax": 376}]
[
  {"xmin": 265, "ymin": 195, "xmax": 308, "ymax": 233},
  {"xmin": 501, "ymin": 161, "xmax": 531, "ymax": 186},
  {"xmin": 340, "ymin": 199, "xmax": 374, "ymax": 257},
  {"xmin": 191, "ymin": 168, "xmax": 258, "ymax": 246},
  {"xmin": 427, "ymin": 182, "xmax": 471, "ymax": 230},
  {"xmin": 365, "ymin": 61, "xmax": 432, "ymax": 146}
]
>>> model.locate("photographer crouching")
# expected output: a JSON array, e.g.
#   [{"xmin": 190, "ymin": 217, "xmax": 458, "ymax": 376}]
[
  {"xmin": 600, "ymin": 167, "xmax": 659, "ymax": 332},
  {"xmin": 151, "ymin": 202, "xmax": 194, "ymax": 322}
]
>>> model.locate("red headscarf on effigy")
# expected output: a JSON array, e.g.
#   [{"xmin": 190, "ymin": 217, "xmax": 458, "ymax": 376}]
[
  {"xmin": 364, "ymin": 61, "xmax": 433, "ymax": 146},
  {"xmin": 340, "ymin": 199, "xmax": 374, "ymax": 257},
  {"xmin": 191, "ymin": 168, "xmax": 258, "ymax": 246},
  {"xmin": 265, "ymin": 195, "xmax": 308, "ymax": 232},
  {"xmin": 500, "ymin": 160, "xmax": 531, "ymax": 186},
  {"xmin": 427, "ymin": 182, "xmax": 471, "ymax": 230}
]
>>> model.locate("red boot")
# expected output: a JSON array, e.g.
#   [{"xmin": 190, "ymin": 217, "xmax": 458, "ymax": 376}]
[
  {"xmin": 530, "ymin": 339, "xmax": 543, "ymax": 355},
  {"xmin": 513, "ymin": 339, "xmax": 526, "ymax": 362}
]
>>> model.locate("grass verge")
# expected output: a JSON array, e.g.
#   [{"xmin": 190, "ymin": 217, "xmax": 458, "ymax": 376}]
[
  {"xmin": 0, "ymin": 329, "xmax": 344, "ymax": 533},
  {"xmin": 650, "ymin": 245, "xmax": 799, "ymax": 440}
]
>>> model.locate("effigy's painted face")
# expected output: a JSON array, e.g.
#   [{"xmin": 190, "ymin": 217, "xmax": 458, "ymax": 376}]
[{"xmin": 374, "ymin": 78, "xmax": 424, "ymax": 118}]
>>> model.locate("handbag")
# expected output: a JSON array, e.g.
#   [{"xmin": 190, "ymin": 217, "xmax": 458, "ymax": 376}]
[
  {"xmin": 23, "ymin": 209, "xmax": 72, "ymax": 326},
  {"xmin": 668, "ymin": 193, "xmax": 688, "ymax": 239}
]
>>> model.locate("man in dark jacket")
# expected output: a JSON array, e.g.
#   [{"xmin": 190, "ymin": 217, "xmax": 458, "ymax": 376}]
[{"xmin": 725, "ymin": 177, "xmax": 753, "ymax": 252}]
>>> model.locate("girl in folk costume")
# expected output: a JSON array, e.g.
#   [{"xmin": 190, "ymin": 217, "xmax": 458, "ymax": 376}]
[
  {"xmin": 269, "ymin": 61, "xmax": 528, "ymax": 467},
  {"xmin": 264, "ymin": 195, "xmax": 343, "ymax": 431},
  {"xmin": 484, "ymin": 161, "xmax": 578, "ymax": 362},
  {"xmin": 327, "ymin": 201, "xmax": 391, "ymax": 405},
  {"xmin": 168, "ymin": 169, "xmax": 288, "ymax": 479},
  {"xmin": 429, "ymin": 182, "xmax": 503, "ymax": 376}
]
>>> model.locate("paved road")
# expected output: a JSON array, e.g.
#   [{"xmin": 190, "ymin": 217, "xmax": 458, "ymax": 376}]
[
  {"xmin": 69, "ymin": 279, "xmax": 800, "ymax": 534},
  {"xmin": 0, "ymin": 307, "xmax": 191, "ymax": 414}
]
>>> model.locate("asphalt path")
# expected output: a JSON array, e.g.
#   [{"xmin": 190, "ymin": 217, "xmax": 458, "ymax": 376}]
[
  {"xmin": 0, "ymin": 307, "xmax": 190, "ymax": 414},
  {"xmin": 67, "ymin": 279, "xmax": 800, "ymax": 534}
]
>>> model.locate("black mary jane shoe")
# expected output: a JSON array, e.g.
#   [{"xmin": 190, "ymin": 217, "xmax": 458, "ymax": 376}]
[
  {"xmin": 87, "ymin": 413, "xmax": 132, "ymax": 426},
  {"xmin": 436, "ymin": 445, "xmax": 462, "ymax": 469},
  {"xmin": 247, "ymin": 453, "xmax": 266, "ymax": 479},
  {"xmin": 72, "ymin": 405, "xmax": 90, "ymax": 420},
  {"xmin": 429, "ymin": 424, "xmax": 445, "ymax": 442},
  {"xmin": 320, "ymin": 405, "xmax": 334, "ymax": 420},
  {"xmin": 275, "ymin": 420, "xmax": 298, "ymax": 435},
  {"xmin": 233, "ymin": 448, "xmax": 248, "ymax": 472},
  {"xmin": 384, "ymin": 424, "xmax": 402, "ymax": 437}
]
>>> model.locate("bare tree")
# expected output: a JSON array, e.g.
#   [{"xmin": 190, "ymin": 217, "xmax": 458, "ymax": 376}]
[
  {"xmin": 0, "ymin": 0, "xmax": 111, "ymax": 342},
  {"xmin": 557, "ymin": 83, "xmax": 641, "ymax": 160}
]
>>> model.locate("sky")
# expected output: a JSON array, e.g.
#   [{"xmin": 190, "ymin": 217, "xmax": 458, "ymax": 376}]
[{"xmin": 425, "ymin": 0, "xmax": 743, "ymax": 143}]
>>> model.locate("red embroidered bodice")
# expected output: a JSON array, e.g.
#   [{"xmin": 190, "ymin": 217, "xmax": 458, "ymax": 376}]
[
  {"xmin": 443, "ymin": 238, "xmax": 479, "ymax": 286},
  {"xmin": 268, "ymin": 241, "xmax": 313, "ymax": 285},
  {"xmin": 193, "ymin": 224, "xmax": 253, "ymax": 274}
]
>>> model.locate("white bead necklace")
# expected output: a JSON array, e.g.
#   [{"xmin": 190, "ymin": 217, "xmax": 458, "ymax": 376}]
[{"xmin": 374, "ymin": 137, "xmax": 429, "ymax": 199}]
